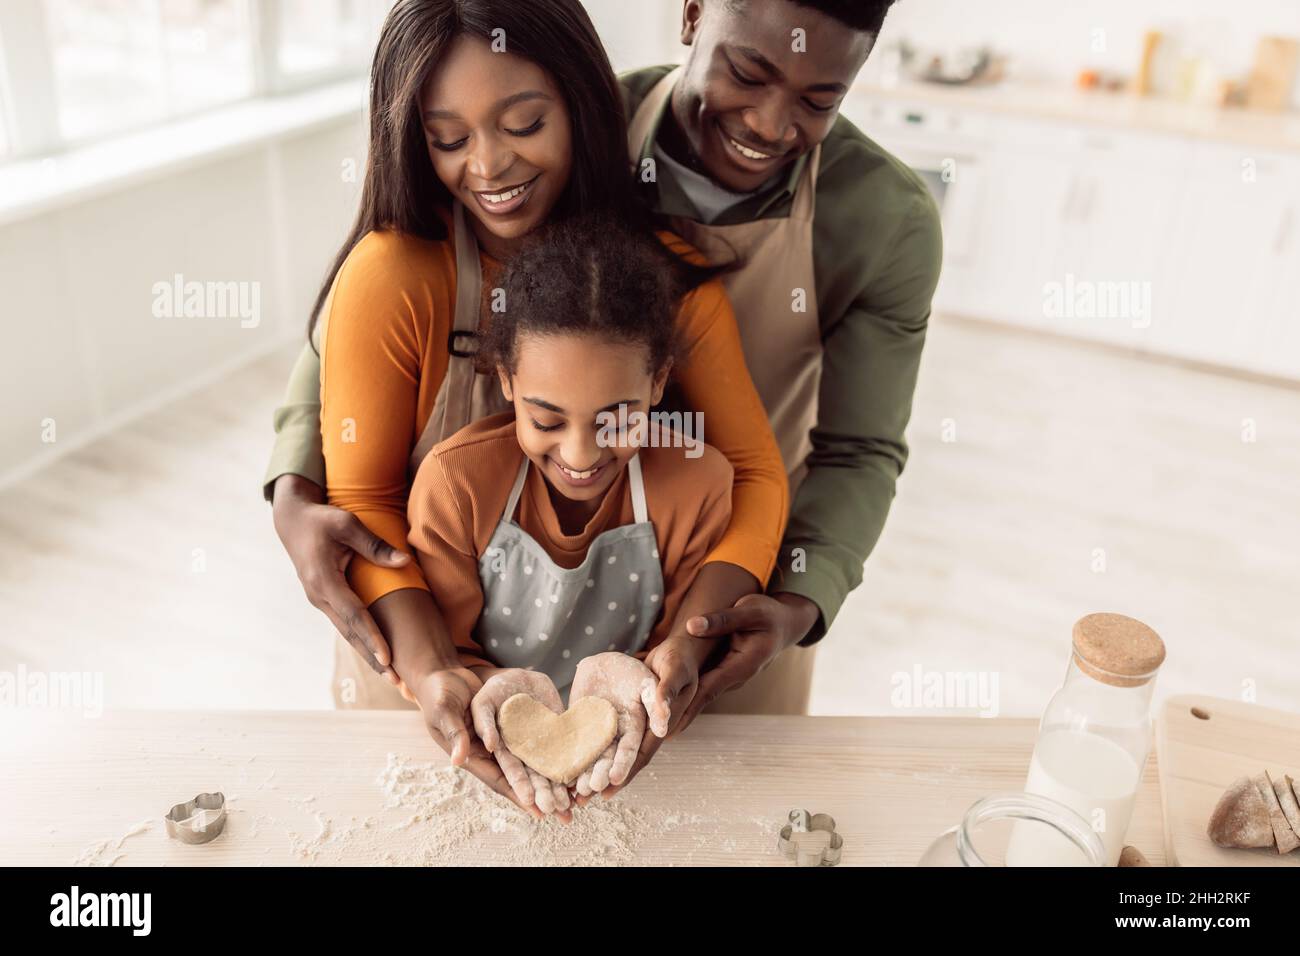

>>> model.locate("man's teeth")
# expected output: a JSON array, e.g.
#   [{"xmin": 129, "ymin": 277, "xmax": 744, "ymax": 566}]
[
  {"xmin": 729, "ymin": 137, "xmax": 771, "ymax": 161},
  {"xmin": 557, "ymin": 461, "xmax": 600, "ymax": 480},
  {"xmin": 481, "ymin": 181, "xmax": 533, "ymax": 203}
]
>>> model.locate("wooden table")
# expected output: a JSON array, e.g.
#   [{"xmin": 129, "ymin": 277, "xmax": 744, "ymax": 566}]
[{"xmin": 0, "ymin": 710, "xmax": 1166, "ymax": 866}]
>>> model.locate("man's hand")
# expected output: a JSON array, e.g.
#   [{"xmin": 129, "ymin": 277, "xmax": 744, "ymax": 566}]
[
  {"xmin": 569, "ymin": 652, "xmax": 657, "ymax": 797},
  {"xmin": 271, "ymin": 474, "xmax": 410, "ymax": 679},
  {"xmin": 470, "ymin": 669, "xmax": 572, "ymax": 819},
  {"xmin": 679, "ymin": 592, "xmax": 819, "ymax": 726}
]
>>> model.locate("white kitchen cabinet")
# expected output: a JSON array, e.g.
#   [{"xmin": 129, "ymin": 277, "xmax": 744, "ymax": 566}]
[
  {"xmin": 1045, "ymin": 131, "xmax": 1187, "ymax": 353},
  {"xmin": 1154, "ymin": 145, "xmax": 1300, "ymax": 377},
  {"xmin": 851, "ymin": 87, "xmax": 1300, "ymax": 381}
]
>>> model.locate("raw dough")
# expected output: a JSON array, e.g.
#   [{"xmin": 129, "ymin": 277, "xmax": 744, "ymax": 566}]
[{"xmin": 497, "ymin": 694, "xmax": 618, "ymax": 785}]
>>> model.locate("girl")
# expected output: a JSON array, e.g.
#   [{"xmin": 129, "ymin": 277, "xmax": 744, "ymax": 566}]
[{"xmin": 405, "ymin": 215, "xmax": 733, "ymax": 812}]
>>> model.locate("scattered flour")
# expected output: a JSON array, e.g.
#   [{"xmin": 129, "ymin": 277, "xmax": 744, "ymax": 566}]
[
  {"xmin": 72, "ymin": 753, "xmax": 772, "ymax": 866},
  {"xmin": 72, "ymin": 819, "xmax": 156, "ymax": 866},
  {"xmin": 290, "ymin": 753, "xmax": 684, "ymax": 866}
]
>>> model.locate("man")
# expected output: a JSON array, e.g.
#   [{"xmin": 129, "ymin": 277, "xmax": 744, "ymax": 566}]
[
  {"xmin": 266, "ymin": 0, "xmax": 941, "ymax": 721},
  {"xmin": 618, "ymin": 0, "xmax": 941, "ymax": 720}
]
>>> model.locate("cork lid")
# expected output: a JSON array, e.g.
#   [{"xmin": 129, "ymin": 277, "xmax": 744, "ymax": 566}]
[{"xmin": 1071, "ymin": 613, "xmax": 1166, "ymax": 687}]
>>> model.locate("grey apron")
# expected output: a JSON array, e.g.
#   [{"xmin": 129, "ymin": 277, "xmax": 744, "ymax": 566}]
[{"xmin": 475, "ymin": 453, "xmax": 665, "ymax": 698}]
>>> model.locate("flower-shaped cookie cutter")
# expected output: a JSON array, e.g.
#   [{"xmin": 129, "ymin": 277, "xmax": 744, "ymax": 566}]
[
  {"xmin": 777, "ymin": 809, "xmax": 842, "ymax": 866},
  {"xmin": 164, "ymin": 791, "xmax": 227, "ymax": 845}
]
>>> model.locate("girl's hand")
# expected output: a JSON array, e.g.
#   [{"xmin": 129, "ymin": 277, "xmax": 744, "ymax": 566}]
[
  {"xmin": 409, "ymin": 666, "xmax": 553, "ymax": 823},
  {"xmin": 568, "ymin": 652, "xmax": 657, "ymax": 797},
  {"xmin": 470, "ymin": 669, "xmax": 572, "ymax": 819},
  {"xmin": 572, "ymin": 640, "xmax": 705, "ymax": 806},
  {"xmin": 643, "ymin": 635, "xmax": 712, "ymax": 737}
]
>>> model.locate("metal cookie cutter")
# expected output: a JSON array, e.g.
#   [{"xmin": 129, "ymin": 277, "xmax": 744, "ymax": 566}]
[
  {"xmin": 164, "ymin": 792, "xmax": 227, "ymax": 845},
  {"xmin": 777, "ymin": 809, "xmax": 842, "ymax": 867}
]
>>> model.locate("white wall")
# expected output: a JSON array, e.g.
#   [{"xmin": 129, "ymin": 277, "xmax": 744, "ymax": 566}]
[
  {"xmin": 581, "ymin": 0, "xmax": 680, "ymax": 72},
  {"xmin": 0, "ymin": 116, "xmax": 367, "ymax": 485}
]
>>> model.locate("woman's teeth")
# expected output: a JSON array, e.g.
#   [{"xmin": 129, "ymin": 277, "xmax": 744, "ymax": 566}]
[
  {"xmin": 481, "ymin": 180, "xmax": 534, "ymax": 204},
  {"xmin": 729, "ymin": 137, "xmax": 772, "ymax": 161},
  {"xmin": 557, "ymin": 460, "xmax": 601, "ymax": 480}
]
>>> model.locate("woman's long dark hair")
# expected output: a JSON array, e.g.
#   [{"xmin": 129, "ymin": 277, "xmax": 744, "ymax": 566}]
[{"xmin": 308, "ymin": 0, "xmax": 635, "ymax": 341}]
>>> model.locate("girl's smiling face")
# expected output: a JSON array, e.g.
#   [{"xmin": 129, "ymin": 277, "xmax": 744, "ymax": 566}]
[
  {"xmin": 499, "ymin": 333, "xmax": 670, "ymax": 507},
  {"xmin": 420, "ymin": 35, "xmax": 572, "ymax": 259}
]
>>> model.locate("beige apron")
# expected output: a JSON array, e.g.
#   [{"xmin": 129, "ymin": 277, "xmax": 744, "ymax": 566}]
[
  {"xmin": 628, "ymin": 67, "xmax": 823, "ymax": 715},
  {"xmin": 326, "ymin": 203, "xmax": 510, "ymax": 709}
]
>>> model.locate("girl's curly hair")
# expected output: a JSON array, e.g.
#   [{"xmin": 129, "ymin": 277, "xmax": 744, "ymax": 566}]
[{"xmin": 481, "ymin": 213, "xmax": 703, "ymax": 377}]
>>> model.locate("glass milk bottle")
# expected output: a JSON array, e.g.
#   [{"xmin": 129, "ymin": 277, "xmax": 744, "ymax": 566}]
[{"xmin": 1006, "ymin": 613, "xmax": 1166, "ymax": 866}]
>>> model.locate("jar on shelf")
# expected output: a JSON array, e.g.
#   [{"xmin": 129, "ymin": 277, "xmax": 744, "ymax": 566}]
[{"xmin": 1006, "ymin": 612, "xmax": 1166, "ymax": 866}]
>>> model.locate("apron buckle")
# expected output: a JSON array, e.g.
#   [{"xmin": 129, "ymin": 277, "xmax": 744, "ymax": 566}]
[{"xmin": 448, "ymin": 330, "xmax": 478, "ymax": 358}]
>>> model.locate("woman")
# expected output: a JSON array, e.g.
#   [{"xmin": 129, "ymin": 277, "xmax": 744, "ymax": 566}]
[{"xmin": 270, "ymin": 0, "xmax": 787, "ymax": 816}]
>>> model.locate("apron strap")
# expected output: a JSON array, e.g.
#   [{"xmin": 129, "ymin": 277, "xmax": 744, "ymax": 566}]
[
  {"xmin": 790, "ymin": 144, "xmax": 820, "ymax": 222},
  {"xmin": 503, "ymin": 455, "xmax": 530, "ymax": 524},
  {"xmin": 410, "ymin": 202, "xmax": 483, "ymax": 468},
  {"xmin": 504, "ymin": 454, "xmax": 647, "ymax": 526},
  {"xmin": 627, "ymin": 454, "xmax": 648, "ymax": 525},
  {"xmin": 627, "ymin": 67, "xmax": 682, "ymax": 162}
]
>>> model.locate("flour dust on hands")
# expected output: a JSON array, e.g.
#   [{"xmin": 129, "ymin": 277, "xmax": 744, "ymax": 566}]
[
  {"xmin": 470, "ymin": 669, "xmax": 571, "ymax": 814},
  {"xmin": 569, "ymin": 652, "xmax": 658, "ymax": 796}
]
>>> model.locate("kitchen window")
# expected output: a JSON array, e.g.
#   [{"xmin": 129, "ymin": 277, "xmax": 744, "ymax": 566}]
[
  {"xmin": 0, "ymin": 0, "xmax": 390, "ymax": 165},
  {"xmin": 46, "ymin": 0, "xmax": 256, "ymax": 145}
]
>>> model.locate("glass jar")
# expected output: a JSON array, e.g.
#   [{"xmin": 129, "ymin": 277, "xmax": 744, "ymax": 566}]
[
  {"xmin": 1007, "ymin": 613, "xmax": 1166, "ymax": 866},
  {"xmin": 919, "ymin": 792, "xmax": 1105, "ymax": 866}
]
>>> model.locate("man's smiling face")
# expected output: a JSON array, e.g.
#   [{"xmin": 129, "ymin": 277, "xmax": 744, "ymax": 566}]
[{"xmin": 671, "ymin": 0, "xmax": 875, "ymax": 193}]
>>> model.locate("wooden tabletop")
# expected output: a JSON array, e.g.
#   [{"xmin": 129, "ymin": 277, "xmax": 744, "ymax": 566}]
[{"xmin": 0, "ymin": 710, "xmax": 1166, "ymax": 866}]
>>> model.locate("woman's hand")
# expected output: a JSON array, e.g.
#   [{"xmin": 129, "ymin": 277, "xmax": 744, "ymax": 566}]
[
  {"xmin": 569, "ymin": 652, "xmax": 657, "ymax": 797},
  {"xmin": 470, "ymin": 669, "xmax": 572, "ymax": 819},
  {"xmin": 271, "ymin": 474, "xmax": 410, "ymax": 679}
]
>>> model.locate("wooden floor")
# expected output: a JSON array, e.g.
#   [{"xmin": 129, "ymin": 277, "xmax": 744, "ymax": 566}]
[{"xmin": 2, "ymin": 316, "xmax": 1298, "ymax": 716}]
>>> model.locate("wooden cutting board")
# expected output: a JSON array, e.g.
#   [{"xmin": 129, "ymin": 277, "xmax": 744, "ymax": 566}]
[{"xmin": 1156, "ymin": 695, "xmax": 1300, "ymax": 866}]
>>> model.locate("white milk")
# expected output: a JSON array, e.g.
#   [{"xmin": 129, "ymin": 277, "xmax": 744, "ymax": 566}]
[{"xmin": 1005, "ymin": 729, "xmax": 1140, "ymax": 866}]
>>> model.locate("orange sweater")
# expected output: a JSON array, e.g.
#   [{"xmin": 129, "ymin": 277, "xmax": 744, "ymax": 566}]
[
  {"xmin": 320, "ymin": 225, "xmax": 787, "ymax": 605},
  {"xmin": 407, "ymin": 414, "xmax": 732, "ymax": 667}
]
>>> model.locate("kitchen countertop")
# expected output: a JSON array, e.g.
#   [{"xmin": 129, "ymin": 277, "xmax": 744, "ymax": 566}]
[
  {"xmin": 0, "ymin": 710, "xmax": 1166, "ymax": 866},
  {"xmin": 848, "ymin": 79, "xmax": 1300, "ymax": 154}
]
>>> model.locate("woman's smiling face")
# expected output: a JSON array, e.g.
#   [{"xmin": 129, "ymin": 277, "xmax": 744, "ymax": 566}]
[{"xmin": 420, "ymin": 35, "xmax": 572, "ymax": 256}]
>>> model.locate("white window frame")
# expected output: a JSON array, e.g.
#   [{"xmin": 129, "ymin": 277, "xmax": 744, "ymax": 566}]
[{"xmin": 0, "ymin": 0, "xmax": 63, "ymax": 158}]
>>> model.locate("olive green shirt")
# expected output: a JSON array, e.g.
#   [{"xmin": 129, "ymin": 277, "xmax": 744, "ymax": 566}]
[{"xmin": 263, "ymin": 65, "xmax": 942, "ymax": 646}]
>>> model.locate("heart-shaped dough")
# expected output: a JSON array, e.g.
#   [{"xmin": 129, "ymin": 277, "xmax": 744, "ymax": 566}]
[{"xmin": 497, "ymin": 693, "xmax": 618, "ymax": 785}]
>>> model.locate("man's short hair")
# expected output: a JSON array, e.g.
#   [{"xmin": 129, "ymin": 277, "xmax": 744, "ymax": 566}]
[{"xmin": 726, "ymin": 0, "xmax": 896, "ymax": 35}]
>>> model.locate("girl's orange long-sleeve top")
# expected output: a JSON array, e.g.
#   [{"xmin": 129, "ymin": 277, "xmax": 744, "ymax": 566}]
[
  {"xmin": 320, "ymin": 225, "xmax": 789, "ymax": 606},
  {"xmin": 406, "ymin": 413, "xmax": 734, "ymax": 669}
]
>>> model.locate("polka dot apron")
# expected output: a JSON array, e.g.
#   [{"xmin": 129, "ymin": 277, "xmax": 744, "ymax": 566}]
[{"xmin": 475, "ymin": 453, "xmax": 665, "ymax": 697}]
